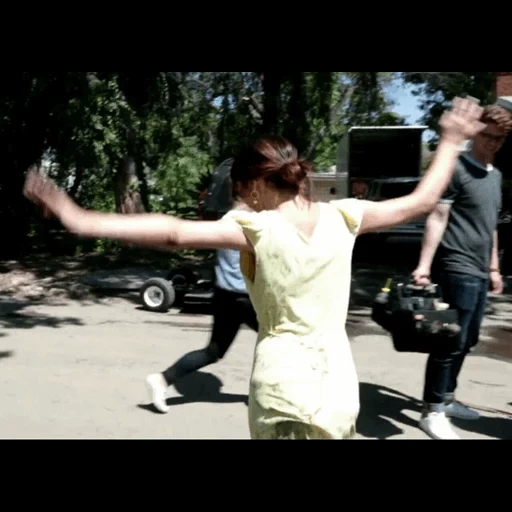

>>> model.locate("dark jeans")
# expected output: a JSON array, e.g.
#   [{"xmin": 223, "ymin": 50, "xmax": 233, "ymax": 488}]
[
  {"xmin": 162, "ymin": 287, "xmax": 258, "ymax": 386},
  {"xmin": 423, "ymin": 273, "xmax": 489, "ymax": 407}
]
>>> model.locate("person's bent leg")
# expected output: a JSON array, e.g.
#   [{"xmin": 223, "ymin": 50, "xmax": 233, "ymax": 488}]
[
  {"xmin": 147, "ymin": 288, "xmax": 242, "ymax": 413},
  {"xmin": 445, "ymin": 277, "xmax": 488, "ymax": 421},
  {"xmin": 237, "ymin": 295, "xmax": 259, "ymax": 333},
  {"xmin": 420, "ymin": 273, "xmax": 481, "ymax": 439}
]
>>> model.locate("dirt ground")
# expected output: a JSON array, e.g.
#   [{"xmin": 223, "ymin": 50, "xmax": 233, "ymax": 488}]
[{"xmin": 0, "ymin": 255, "xmax": 510, "ymax": 440}]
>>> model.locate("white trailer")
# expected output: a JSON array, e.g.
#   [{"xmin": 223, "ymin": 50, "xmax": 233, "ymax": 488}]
[
  {"xmin": 335, "ymin": 125, "xmax": 427, "ymax": 199},
  {"xmin": 308, "ymin": 171, "xmax": 338, "ymax": 203}
]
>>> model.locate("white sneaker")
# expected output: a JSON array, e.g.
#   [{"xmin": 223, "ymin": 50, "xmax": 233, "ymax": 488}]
[
  {"xmin": 445, "ymin": 401, "xmax": 480, "ymax": 421},
  {"xmin": 146, "ymin": 374, "xmax": 170, "ymax": 414},
  {"xmin": 419, "ymin": 412, "xmax": 460, "ymax": 440}
]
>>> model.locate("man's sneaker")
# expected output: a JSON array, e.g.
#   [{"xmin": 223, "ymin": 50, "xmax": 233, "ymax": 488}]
[
  {"xmin": 445, "ymin": 401, "xmax": 480, "ymax": 421},
  {"xmin": 419, "ymin": 412, "xmax": 460, "ymax": 440},
  {"xmin": 146, "ymin": 374, "xmax": 170, "ymax": 414}
]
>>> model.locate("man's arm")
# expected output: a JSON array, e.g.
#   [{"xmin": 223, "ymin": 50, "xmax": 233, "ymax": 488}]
[
  {"xmin": 412, "ymin": 156, "xmax": 462, "ymax": 285},
  {"xmin": 412, "ymin": 160, "xmax": 461, "ymax": 284},
  {"xmin": 489, "ymin": 230, "xmax": 504, "ymax": 294},
  {"xmin": 490, "ymin": 172, "xmax": 505, "ymax": 294},
  {"xmin": 490, "ymin": 230, "xmax": 500, "ymax": 271},
  {"xmin": 414, "ymin": 203, "xmax": 452, "ymax": 280}
]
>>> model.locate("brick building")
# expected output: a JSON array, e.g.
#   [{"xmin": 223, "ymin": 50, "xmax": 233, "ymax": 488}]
[
  {"xmin": 495, "ymin": 73, "xmax": 512, "ymax": 272},
  {"xmin": 495, "ymin": 72, "xmax": 512, "ymax": 179},
  {"xmin": 495, "ymin": 72, "xmax": 512, "ymax": 103}
]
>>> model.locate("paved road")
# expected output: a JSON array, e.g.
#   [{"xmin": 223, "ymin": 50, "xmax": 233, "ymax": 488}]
[{"xmin": 0, "ymin": 296, "xmax": 510, "ymax": 440}]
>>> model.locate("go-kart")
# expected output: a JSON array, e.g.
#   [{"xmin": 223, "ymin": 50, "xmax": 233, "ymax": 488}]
[{"xmin": 140, "ymin": 267, "xmax": 215, "ymax": 313}]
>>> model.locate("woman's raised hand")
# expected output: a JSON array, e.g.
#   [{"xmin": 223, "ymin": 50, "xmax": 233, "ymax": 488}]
[{"xmin": 439, "ymin": 96, "xmax": 485, "ymax": 144}]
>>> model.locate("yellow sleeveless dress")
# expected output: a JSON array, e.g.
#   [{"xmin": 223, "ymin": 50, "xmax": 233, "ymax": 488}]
[{"xmin": 224, "ymin": 199, "xmax": 364, "ymax": 440}]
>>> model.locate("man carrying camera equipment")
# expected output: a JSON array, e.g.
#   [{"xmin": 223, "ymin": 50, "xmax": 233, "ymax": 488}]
[{"xmin": 413, "ymin": 104, "xmax": 512, "ymax": 440}]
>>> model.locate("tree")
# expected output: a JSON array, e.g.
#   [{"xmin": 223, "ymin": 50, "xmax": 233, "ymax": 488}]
[
  {"xmin": 402, "ymin": 72, "xmax": 496, "ymax": 147},
  {"xmin": 0, "ymin": 71, "xmax": 404, "ymax": 258}
]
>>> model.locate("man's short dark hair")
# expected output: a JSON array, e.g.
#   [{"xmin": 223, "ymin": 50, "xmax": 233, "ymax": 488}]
[{"xmin": 481, "ymin": 105, "xmax": 512, "ymax": 132}]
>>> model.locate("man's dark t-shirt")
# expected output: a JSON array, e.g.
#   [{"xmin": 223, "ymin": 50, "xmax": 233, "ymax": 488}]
[{"xmin": 435, "ymin": 153, "xmax": 502, "ymax": 279}]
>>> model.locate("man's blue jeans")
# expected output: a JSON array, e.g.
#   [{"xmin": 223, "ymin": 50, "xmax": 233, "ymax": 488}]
[{"xmin": 423, "ymin": 273, "xmax": 489, "ymax": 408}]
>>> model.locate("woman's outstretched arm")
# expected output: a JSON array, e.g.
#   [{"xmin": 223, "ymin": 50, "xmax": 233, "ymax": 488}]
[
  {"xmin": 358, "ymin": 97, "xmax": 485, "ymax": 236},
  {"xmin": 23, "ymin": 173, "xmax": 251, "ymax": 252}
]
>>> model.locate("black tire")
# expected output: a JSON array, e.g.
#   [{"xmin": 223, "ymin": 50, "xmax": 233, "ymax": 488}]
[
  {"xmin": 140, "ymin": 278, "xmax": 176, "ymax": 313},
  {"xmin": 167, "ymin": 268, "xmax": 199, "ymax": 286}
]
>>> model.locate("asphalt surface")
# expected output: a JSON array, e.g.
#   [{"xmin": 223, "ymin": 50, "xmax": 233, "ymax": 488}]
[{"xmin": 0, "ymin": 294, "xmax": 510, "ymax": 440}]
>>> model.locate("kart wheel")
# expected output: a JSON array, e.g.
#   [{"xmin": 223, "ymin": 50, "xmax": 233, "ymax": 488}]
[
  {"xmin": 140, "ymin": 278, "xmax": 176, "ymax": 313},
  {"xmin": 167, "ymin": 268, "xmax": 199, "ymax": 287}
]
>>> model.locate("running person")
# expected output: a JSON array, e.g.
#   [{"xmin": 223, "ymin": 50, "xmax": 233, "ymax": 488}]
[{"xmin": 146, "ymin": 231, "xmax": 258, "ymax": 413}]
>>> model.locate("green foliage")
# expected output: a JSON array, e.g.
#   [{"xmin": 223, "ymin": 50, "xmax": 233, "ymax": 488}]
[
  {"xmin": 0, "ymin": 71, "xmax": 415, "ymax": 259},
  {"xmin": 402, "ymin": 72, "xmax": 496, "ymax": 147},
  {"xmin": 152, "ymin": 135, "xmax": 211, "ymax": 218}
]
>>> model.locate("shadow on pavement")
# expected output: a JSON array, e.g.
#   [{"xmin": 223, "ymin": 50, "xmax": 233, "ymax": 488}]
[
  {"xmin": 358, "ymin": 383, "xmax": 512, "ymax": 440},
  {"xmin": 0, "ymin": 299, "xmax": 83, "ymax": 331},
  {"xmin": 357, "ymin": 383, "xmax": 423, "ymax": 440},
  {"xmin": 0, "ymin": 350, "xmax": 14, "ymax": 360},
  {"xmin": 138, "ymin": 371, "xmax": 248, "ymax": 415},
  {"xmin": 452, "ymin": 416, "xmax": 512, "ymax": 440}
]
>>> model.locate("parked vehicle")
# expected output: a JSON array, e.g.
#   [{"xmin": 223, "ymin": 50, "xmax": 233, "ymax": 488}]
[
  {"xmin": 335, "ymin": 125, "xmax": 427, "ymax": 200},
  {"xmin": 200, "ymin": 158, "xmax": 234, "ymax": 220},
  {"xmin": 140, "ymin": 267, "xmax": 214, "ymax": 313},
  {"xmin": 361, "ymin": 177, "xmax": 426, "ymax": 242}
]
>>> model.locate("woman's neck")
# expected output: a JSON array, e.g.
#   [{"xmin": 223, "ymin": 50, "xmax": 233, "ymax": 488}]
[
  {"xmin": 274, "ymin": 195, "xmax": 312, "ymax": 212},
  {"xmin": 257, "ymin": 188, "xmax": 311, "ymax": 212}
]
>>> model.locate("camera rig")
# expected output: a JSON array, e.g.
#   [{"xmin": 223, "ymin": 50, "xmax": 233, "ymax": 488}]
[{"xmin": 371, "ymin": 278, "xmax": 461, "ymax": 354}]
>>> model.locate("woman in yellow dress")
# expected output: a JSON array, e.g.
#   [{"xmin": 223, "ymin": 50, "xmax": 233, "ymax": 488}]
[{"xmin": 23, "ymin": 97, "xmax": 484, "ymax": 440}]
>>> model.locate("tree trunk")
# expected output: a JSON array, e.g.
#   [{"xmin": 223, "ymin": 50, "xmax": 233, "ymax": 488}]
[
  {"xmin": 285, "ymin": 72, "xmax": 309, "ymax": 153},
  {"xmin": 262, "ymin": 72, "xmax": 283, "ymax": 134},
  {"xmin": 113, "ymin": 156, "xmax": 146, "ymax": 214},
  {"xmin": 0, "ymin": 169, "xmax": 31, "ymax": 259},
  {"xmin": 134, "ymin": 155, "xmax": 150, "ymax": 212},
  {"xmin": 113, "ymin": 125, "xmax": 149, "ymax": 214}
]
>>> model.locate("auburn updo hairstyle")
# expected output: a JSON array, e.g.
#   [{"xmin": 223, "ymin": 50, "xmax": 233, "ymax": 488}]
[{"xmin": 230, "ymin": 135, "xmax": 313, "ymax": 199}]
